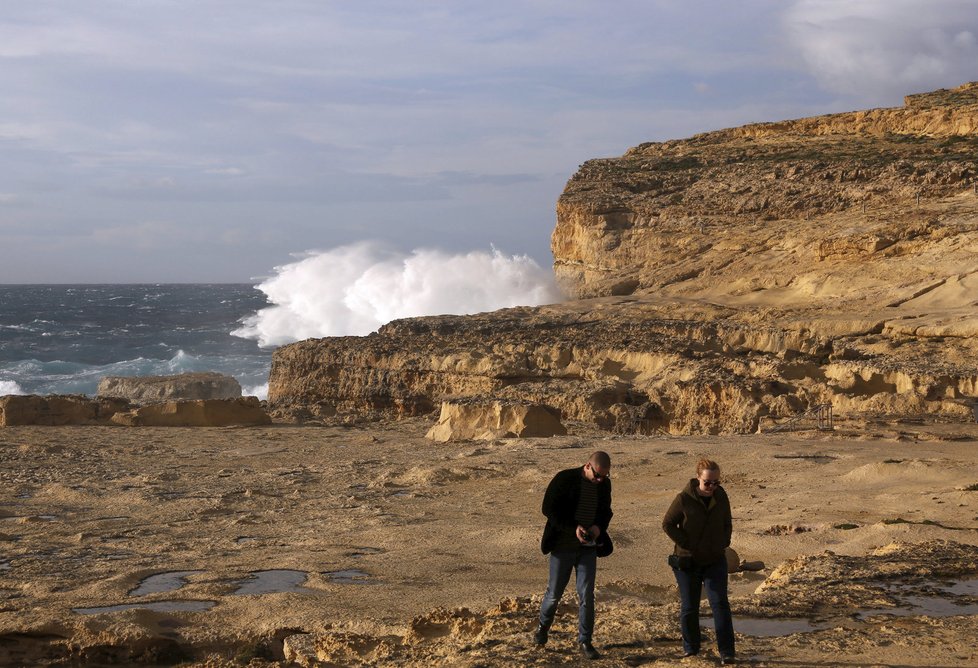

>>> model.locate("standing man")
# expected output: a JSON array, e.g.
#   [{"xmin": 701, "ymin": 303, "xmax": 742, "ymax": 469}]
[{"xmin": 534, "ymin": 451, "xmax": 613, "ymax": 660}]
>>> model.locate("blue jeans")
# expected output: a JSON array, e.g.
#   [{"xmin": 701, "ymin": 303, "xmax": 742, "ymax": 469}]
[
  {"xmin": 672, "ymin": 558, "xmax": 735, "ymax": 657},
  {"xmin": 539, "ymin": 549, "xmax": 597, "ymax": 643}
]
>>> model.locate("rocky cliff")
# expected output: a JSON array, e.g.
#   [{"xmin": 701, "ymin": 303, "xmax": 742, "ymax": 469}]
[
  {"xmin": 269, "ymin": 82, "xmax": 978, "ymax": 434},
  {"xmin": 553, "ymin": 81, "xmax": 978, "ymax": 299}
]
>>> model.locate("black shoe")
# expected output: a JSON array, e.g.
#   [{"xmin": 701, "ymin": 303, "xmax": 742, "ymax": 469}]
[
  {"xmin": 579, "ymin": 641, "xmax": 600, "ymax": 660},
  {"xmin": 681, "ymin": 651, "xmax": 698, "ymax": 658},
  {"xmin": 533, "ymin": 624, "xmax": 549, "ymax": 646},
  {"xmin": 720, "ymin": 656, "xmax": 737, "ymax": 665}
]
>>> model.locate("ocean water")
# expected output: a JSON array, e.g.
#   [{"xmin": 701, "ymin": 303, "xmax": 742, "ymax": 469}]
[{"xmin": 0, "ymin": 285, "xmax": 273, "ymax": 398}]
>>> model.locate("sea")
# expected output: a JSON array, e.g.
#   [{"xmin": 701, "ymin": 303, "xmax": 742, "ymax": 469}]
[{"xmin": 0, "ymin": 284, "xmax": 273, "ymax": 399}]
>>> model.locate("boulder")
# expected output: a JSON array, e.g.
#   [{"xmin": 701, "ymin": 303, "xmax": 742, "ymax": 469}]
[
  {"xmin": 0, "ymin": 394, "xmax": 130, "ymax": 426},
  {"xmin": 97, "ymin": 372, "xmax": 242, "ymax": 403},
  {"xmin": 426, "ymin": 399, "xmax": 566, "ymax": 441},
  {"xmin": 109, "ymin": 397, "xmax": 271, "ymax": 427}
]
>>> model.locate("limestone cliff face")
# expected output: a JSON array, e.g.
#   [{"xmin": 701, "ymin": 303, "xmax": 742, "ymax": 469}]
[
  {"xmin": 269, "ymin": 83, "xmax": 978, "ymax": 434},
  {"xmin": 553, "ymin": 81, "xmax": 978, "ymax": 299}
]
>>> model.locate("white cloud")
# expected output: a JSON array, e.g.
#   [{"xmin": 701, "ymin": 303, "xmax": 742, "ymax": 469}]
[{"xmin": 785, "ymin": 0, "xmax": 978, "ymax": 100}]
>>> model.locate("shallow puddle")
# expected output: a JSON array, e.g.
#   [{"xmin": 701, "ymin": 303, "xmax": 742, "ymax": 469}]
[
  {"xmin": 701, "ymin": 616, "xmax": 825, "ymax": 636},
  {"xmin": 130, "ymin": 570, "xmax": 202, "ymax": 597},
  {"xmin": 945, "ymin": 578, "xmax": 978, "ymax": 597},
  {"xmin": 323, "ymin": 569, "xmax": 373, "ymax": 584},
  {"xmin": 233, "ymin": 569, "xmax": 309, "ymax": 595},
  {"xmin": 74, "ymin": 600, "xmax": 216, "ymax": 615},
  {"xmin": 858, "ymin": 595, "xmax": 978, "ymax": 619},
  {"xmin": 858, "ymin": 578, "xmax": 978, "ymax": 619}
]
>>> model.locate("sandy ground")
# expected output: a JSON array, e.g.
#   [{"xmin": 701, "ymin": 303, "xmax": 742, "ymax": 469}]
[{"xmin": 1, "ymin": 418, "xmax": 977, "ymax": 666}]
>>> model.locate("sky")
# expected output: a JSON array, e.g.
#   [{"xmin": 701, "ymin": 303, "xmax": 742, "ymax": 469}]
[{"xmin": 0, "ymin": 0, "xmax": 976, "ymax": 283}]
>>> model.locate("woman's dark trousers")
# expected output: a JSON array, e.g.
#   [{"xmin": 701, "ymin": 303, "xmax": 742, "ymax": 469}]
[{"xmin": 671, "ymin": 558, "xmax": 735, "ymax": 657}]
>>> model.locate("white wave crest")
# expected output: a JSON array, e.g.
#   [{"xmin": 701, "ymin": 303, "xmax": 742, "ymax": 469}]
[
  {"xmin": 232, "ymin": 243, "xmax": 563, "ymax": 347},
  {"xmin": 242, "ymin": 383, "xmax": 269, "ymax": 400},
  {"xmin": 0, "ymin": 380, "xmax": 25, "ymax": 396}
]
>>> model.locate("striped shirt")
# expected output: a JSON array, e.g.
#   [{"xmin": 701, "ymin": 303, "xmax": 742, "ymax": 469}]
[{"xmin": 575, "ymin": 478, "xmax": 599, "ymax": 530}]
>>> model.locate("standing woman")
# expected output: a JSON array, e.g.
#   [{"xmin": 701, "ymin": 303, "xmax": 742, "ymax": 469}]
[{"xmin": 662, "ymin": 458, "xmax": 735, "ymax": 664}]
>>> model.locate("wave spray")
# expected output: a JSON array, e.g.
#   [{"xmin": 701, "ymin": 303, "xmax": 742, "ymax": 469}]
[{"xmin": 232, "ymin": 243, "xmax": 563, "ymax": 348}]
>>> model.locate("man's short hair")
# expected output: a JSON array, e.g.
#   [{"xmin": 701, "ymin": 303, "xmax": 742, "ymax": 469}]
[{"xmin": 589, "ymin": 451, "xmax": 611, "ymax": 469}]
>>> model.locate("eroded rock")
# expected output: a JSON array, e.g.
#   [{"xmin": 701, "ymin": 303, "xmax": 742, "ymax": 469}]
[
  {"xmin": 0, "ymin": 394, "xmax": 130, "ymax": 426},
  {"xmin": 109, "ymin": 397, "xmax": 271, "ymax": 427},
  {"xmin": 425, "ymin": 399, "xmax": 566, "ymax": 441},
  {"xmin": 97, "ymin": 372, "xmax": 242, "ymax": 404}
]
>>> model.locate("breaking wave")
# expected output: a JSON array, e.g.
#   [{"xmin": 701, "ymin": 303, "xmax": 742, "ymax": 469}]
[
  {"xmin": 0, "ymin": 380, "xmax": 25, "ymax": 396},
  {"xmin": 232, "ymin": 243, "xmax": 563, "ymax": 347}
]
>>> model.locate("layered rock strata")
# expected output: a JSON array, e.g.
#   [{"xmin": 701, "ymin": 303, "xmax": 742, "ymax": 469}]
[
  {"xmin": 553, "ymin": 81, "xmax": 978, "ymax": 299},
  {"xmin": 269, "ymin": 82, "xmax": 978, "ymax": 434},
  {"xmin": 268, "ymin": 294, "xmax": 978, "ymax": 434}
]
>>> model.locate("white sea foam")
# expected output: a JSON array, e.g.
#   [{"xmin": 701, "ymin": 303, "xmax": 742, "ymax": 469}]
[
  {"xmin": 232, "ymin": 243, "xmax": 563, "ymax": 347},
  {"xmin": 242, "ymin": 383, "xmax": 269, "ymax": 400},
  {"xmin": 0, "ymin": 380, "xmax": 25, "ymax": 395}
]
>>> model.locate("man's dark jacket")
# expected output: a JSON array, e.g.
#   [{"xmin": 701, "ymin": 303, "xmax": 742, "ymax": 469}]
[
  {"xmin": 540, "ymin": 466, "xmax": 613, "ymax": 557},
  {"xmin": 662, "ymin": 478, "xmax": 732, "ymax": 566}
]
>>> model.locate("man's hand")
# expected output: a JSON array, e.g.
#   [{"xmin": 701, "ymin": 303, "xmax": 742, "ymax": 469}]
[{"xmin": 577, "ymin": 525, "xmax": 600, "ymax": 543}]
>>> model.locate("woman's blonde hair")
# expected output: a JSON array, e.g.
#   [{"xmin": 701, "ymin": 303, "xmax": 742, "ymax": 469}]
[{"xmin": 696, "ymin": 458, "xmax": 720, "ymax": 475}]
